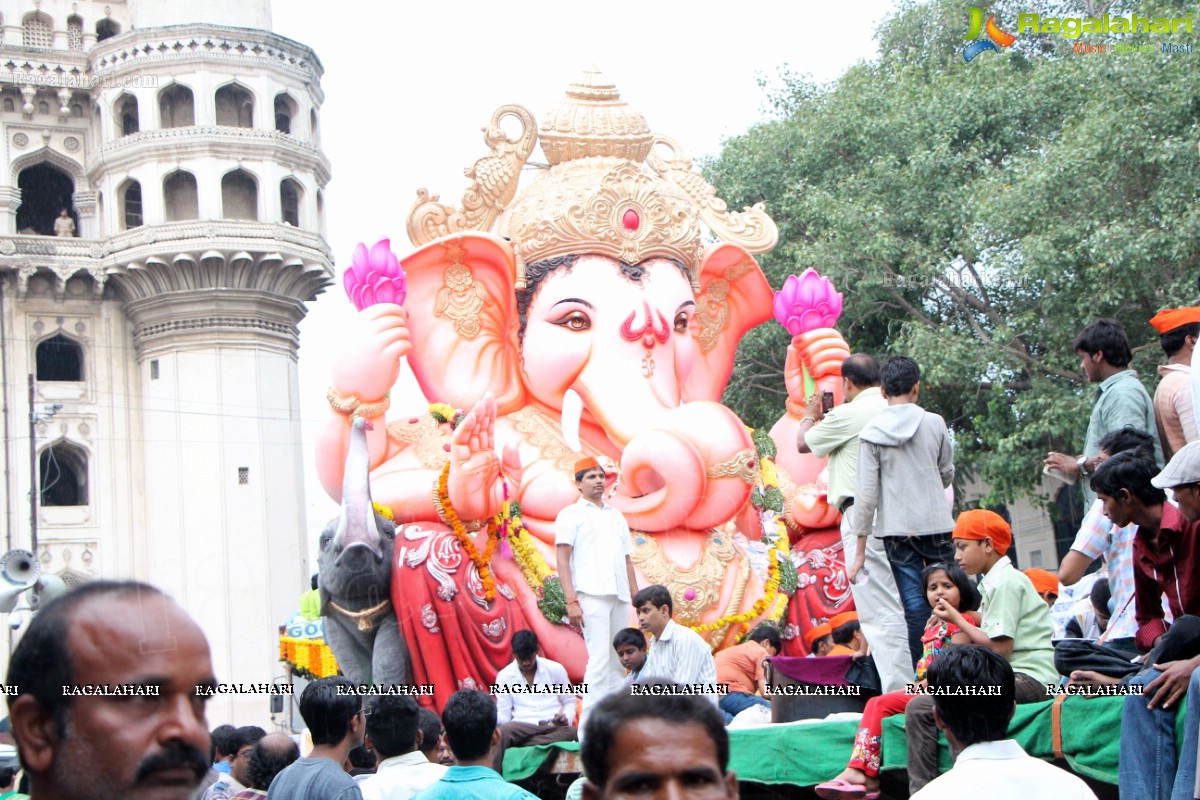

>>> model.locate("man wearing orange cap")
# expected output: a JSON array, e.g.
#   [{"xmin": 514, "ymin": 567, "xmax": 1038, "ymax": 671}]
[
  {"xmin": 1150, "ymin": 306, "xmax": 1200, "ymax": 461},
  {"xmin": 804, "ymin": 623, "xmax": 833, "ymax": 657},
  {"xmin": 826, "ymin": 611, "xmax": 866, "ymax": 657},
  {"xmin": 903, "ymin": 509, "xmax": 1057, "ymax": 794},
  {"xmin": 555, "ymin": 457, "xmax": 638, "ymax": 717},
  {"xmin": 1022, "ymin": 568, "xmax": 1059, "ymax": 606}
]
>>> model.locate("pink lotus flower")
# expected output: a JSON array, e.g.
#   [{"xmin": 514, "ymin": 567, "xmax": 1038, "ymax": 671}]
[
  {"xmin": 773, "ymin": 269, "xmax": 843, "ymax": 336},
  {"xmin": 343, "ymin": 238, "xmax": 407, "ymax": 311}
]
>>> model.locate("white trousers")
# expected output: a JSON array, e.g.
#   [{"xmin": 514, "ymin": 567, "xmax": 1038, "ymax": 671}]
[
  {"xmin": 840, "ymin": 506, "xmax": 911, "ymax": 693},
  {"xmin": 578, "ymin": 593, "xmax": 632, "ymax": 714}
]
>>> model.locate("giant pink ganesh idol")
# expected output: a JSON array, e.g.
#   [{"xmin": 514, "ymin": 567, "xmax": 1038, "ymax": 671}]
[{"xmin": 316, "ymin": 71, "xmax": 855, "ymax": 708}]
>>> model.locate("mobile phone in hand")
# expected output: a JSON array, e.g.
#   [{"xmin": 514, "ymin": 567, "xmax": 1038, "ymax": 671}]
[{"xmin": 822, "ymin": 391, "xmax": 834, "ymax": 413}]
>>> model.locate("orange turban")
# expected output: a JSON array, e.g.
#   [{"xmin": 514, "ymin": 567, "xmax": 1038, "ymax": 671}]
[
  {"xmin": 1150, "ymin": 307, "xmax": 1200, "ymax": 334},
  {"xmin": 829, "ymin": 611, "xmax": 859, "ymax": 630},
  {"xmin": 953, "ymin": 509, "xmax": 1012, "ymax": 555},
  {"xmin": 1023, "ymin": 568, "xmax": 1059, "ymax": 597},
  {"xmin": 573, "ymin": 457, "xmax": 602, "ymax": 476},
  {"xmin": 803, "ymin": 623, "xmax": 832, "ymax": 647}
]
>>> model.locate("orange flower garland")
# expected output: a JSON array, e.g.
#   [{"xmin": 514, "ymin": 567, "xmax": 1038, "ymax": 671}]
[{"xmin": 435, "ymin": 462, "xmax": 499, "ymax": 601}]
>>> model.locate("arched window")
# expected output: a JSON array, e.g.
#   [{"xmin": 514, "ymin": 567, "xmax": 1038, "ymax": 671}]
[
  {"xmin": 310, "ymin": 109, "xmax": 319, "ymax": 143},
  {"xmin": 274, "ymin": 93, "xmax": 297, "ymax": 134},
  {"xmin": 39, "ymin": 441, "xmax": 88, "ymax": 507},
  {"xmin": 97, "ymin": 190, "xmax": 104, "ymax": 233},
  {"xmin": 70, "ymin": 102, "xmax": 82, "ymax": 117},
  {"xmin": 37, "ymin": 101, "xmax": 49, "ymax": 115},
  {"xmin": 221, "ymin": 170, "xmax": 257, "ymax": 220},
  {"xmin": 280, "ymin": 178, "xmax": 302, "ymax": 226},
  {"xmin": 16, "ymin": 163, "xmax": 75, "ymax": 235},
  {"xmin": 158, "ymin": 84, "xmax": 194, "ymax": 128},
  {"xmin": 22, "ymin": 13, "xmax": 52, "ymax": 49},
  {"xmin": 116, "ymin": 93, "xmax": 138, "ymax": 136},
  {"xmin": 163, "ymin": 170, "xmax": 199, "ymax": 221},
  {"xmin": 215, "ymin": 84, "xmax": 253, "ymax": 128},
  {"xmin": 316, "ymin": 189, "xmax": 325, "ymax": 237},
  {"xmin": 36, "ymin": 334, "xmax": 83, "ymax": 381},
  {"xmin": 95, "ymin": 18, "xmax": 120, "ymax": 41},
  {"xmin": 119, "ymin": 179, "xmax": 142, "ymax": 229},
  {"xmin": 3, "ymin": 98, "xmax": 13, "ymax": 113},
  {"xmin": 67, "ymin": 15, "xmax": 83, "ymax": 50}
]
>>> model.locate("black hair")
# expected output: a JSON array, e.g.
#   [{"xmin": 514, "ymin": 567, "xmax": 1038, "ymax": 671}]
[
  {"xmin": 880, "ymin": 355, "xmax": 920, "ymax": 396},
  {"xmin": 581, "ymin": 686, "xmax": 729, "ymax": 790},
  {"xmin": 417, "ymin": 707, "xmax": 443, "ymax": 759},
  {"xmin": 747, "ymin": 624, "xmax": 782, "ymax": 653},
  {"xmin": 247, "ymin": 736, "xmax": 299, "ymax": 790},
  {"xmin": 0, "ymin": 767, "xmax": 16, "ymax": 787},
  {"xmin": 298, "ymin": 677, "xmax": 361, "ymax": 746},
  {"xmin": 1097, "ymin": 426, "xmax": 1156, "ymax": 460},
  {"xmin": 926, "ymin": 645, "xmax": 1014, "ymax": 747},
  {"xmin": 841, "ymin": 354, "xmax": 881, "ymax": 389},
  {"xmin": 632, "ymin": 584, "xmax": 673, "ymax": 615},
  {"xmin": 613, "ymin": 627, "xmax": 647, "ymax": 650},
  {"xmin": 575, "ymin": 465, "xmax": 605, "ymax": 482},
  {"xmin": 922, "ymin": 563, "xmax": 981, "ymax": 614},
  {"xmin": 1090, "ymin": 578, "xmax": 1112, "ymax": 617},
  {"xmin": 1090, "ymin": 451, "xmax": 1167, "ymax": 504},
  {"xmin": 6, "ymin": 580, "xmax": 166, "ymax": 739},
  {"xmin": 233, "ymin": 725, "xmax": 267, "ymax": 753},
  {"xmin": 211, "ymin": 723, "xmax": 238, "ymax": 759},
  {"xmin": 1160, "ymin": 323, "xmax": 1200, "ymax": 357},
  {"xmin": 442, "ymin": 689, "xmax": 497, "ymax": 761},
  {"xmin": 365, "ymin": 694, "xmax": 421, "ymax": 759},
  {"xmin": 1073, "ymin": 318, "xmax": 1132, "ymax": 367},
  {"xmin": 310, "ymin": 573, "xmax": 319, "ymax": 591},
  {"xmin": 347, "ymin": 744, "xmax": 375, "ymax": 770},
  {"xmin": 512, "ymin": 629, "xmax": 539, "ymax": 659},
  {"xmin": 831, "ymin": 620, "xmax": 861, "ymax": 645}
]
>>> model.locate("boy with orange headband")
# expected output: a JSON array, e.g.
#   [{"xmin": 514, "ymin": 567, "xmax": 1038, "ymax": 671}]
[{"xmin": 903, "ymin": 509, "xmax": 1057, "ymax": 794}]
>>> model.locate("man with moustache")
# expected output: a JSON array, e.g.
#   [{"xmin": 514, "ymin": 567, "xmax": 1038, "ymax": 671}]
[{"xmin": 6, "ymin": 581, "xmax": 217, "ymax": 800}]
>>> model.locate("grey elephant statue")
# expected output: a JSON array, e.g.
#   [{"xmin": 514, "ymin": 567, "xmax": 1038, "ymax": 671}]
[{"xmin": 317, "ymin": 417, "xmax": 410, "ymax": 687}]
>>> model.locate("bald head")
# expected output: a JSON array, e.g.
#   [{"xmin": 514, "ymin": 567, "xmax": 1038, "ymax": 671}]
[
  {"xmin": 247, "ymin": 733, "xmax": 300, "ymax": 790},
  {"xmin": 841, "ymin": 354, "xmax": 880, "ymax": 393}
]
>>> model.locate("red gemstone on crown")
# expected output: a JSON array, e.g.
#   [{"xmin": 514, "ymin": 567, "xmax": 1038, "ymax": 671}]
[{"xmin": 622, "ymin": 209, "xmax": 640, "ymax": 231}]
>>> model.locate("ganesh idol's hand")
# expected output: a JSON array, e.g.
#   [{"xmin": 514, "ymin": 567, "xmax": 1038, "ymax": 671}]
[
  {"xmin": 784, "ymin": 328, "xmax": 852, "ymax": 404},
  {"xmin": 447, "ymin": 395, "xmax": 505, "ymax": 522},
  {"xmin": 331, "ymin": 304, "xmax": 412, "ymax": 403}
]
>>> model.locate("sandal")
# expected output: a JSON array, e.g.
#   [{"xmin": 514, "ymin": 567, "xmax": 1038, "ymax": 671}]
[{"xmin": 814, "ymin": 778, "xmax": 881, "ymax": 800}]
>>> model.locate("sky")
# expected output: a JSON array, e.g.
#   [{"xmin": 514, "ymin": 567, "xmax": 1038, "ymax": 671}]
[{"xmin": 271, "ymin": 0, "xmax": 901, "ymax": 548}]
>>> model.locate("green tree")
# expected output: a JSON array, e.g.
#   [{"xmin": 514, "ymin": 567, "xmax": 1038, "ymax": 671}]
[{"xmin": 711, "ymin": 0, "xmax": 1200, "ymax": 508}]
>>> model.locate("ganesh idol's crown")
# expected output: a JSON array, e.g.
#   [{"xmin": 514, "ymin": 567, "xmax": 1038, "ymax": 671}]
[{"xmin": 406, "ymin": 70, "xmax": 779, "ymax": 291}]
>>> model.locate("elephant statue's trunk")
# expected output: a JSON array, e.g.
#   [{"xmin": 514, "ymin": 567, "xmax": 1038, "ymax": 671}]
[
  {"xmin": 334, "ymin": 418, "xmax": 384, "ymax": 562},
  {"xmin": 611, "ymin": 401, "xmax": 756, "ymax": 532}
]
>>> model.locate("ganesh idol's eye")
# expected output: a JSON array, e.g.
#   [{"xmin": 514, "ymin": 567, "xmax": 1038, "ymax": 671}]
[
  {"xmin": 551, "ymin": 310, "xmax": 591, "ymax": 331},
  {"xmin": 674, "ymin": 311, "xmax": 691, "ymax": 332}
]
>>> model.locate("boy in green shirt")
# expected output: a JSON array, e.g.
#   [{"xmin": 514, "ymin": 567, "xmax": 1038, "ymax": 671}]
[{"xmin": 903, "ymin": 509, "xmax": 1058, "ymax": 794}]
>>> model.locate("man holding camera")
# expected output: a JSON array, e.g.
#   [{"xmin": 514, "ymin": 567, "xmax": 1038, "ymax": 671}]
[{"xmin": 797, "ymin": 353, "xmax": 909, "ymax": 693}]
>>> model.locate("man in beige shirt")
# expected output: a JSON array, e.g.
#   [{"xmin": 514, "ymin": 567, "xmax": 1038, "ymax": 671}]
[
  {"xmin": 1150, "ymin": 306, "xmax": 1200, "ymax": 461},
  {"xmin": 797, "ymin": 353, "xmax": 909, "ymax": 692}
]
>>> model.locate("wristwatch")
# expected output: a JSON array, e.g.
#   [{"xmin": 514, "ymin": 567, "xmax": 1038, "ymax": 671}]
[{"xmin": 1076, "ymin": 456, "xmax": 1088, "ymax": 476}]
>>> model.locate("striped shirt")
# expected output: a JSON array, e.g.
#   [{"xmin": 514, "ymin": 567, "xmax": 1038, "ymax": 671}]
[
  {"xmin": 637, "ymin": 620, "xmax": 719, "ymax": 705},
  {"xmin": 1069, "ymin": 499, "xmax": 1139, "ymax": 641}
]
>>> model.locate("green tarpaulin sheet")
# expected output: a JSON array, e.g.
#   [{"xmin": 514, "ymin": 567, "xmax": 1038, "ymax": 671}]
[{"xmin": 504, "ymin": 695, "xmax": 1185, "ymax": 787}]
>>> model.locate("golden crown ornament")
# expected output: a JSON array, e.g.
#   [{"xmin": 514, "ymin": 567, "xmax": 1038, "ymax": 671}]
[{"xmin": 406, "ymin": 69, "xmax": 779, "ymax": 292}]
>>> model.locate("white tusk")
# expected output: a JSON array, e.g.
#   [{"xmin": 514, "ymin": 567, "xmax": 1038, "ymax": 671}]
[{"xmin": 562, "ymin": 388, "xmax": 583, "ymax": 452}]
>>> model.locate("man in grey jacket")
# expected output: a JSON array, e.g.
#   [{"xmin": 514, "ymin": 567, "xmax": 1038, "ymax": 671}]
[{"xmin": 850, "ymin": 355, "xmax": 955, "ymax": 666}]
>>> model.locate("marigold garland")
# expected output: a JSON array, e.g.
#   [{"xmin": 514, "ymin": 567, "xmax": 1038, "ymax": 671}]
[
  {"xmin": 501, "ymin": 498, "xmax": 570, "ymax": 625},
  {"xmin": 279, "ymin": 635, "xmax": 340, "ymax": 679},
  {"xmin": 435, "ymin": 462, "xmax": 499, "ymax": 601}
]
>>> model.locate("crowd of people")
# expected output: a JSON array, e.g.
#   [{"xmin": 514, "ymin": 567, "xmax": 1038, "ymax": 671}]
[{"xmin": 3, "ymin": 311, "xmax": 1199, "ymax": 800}]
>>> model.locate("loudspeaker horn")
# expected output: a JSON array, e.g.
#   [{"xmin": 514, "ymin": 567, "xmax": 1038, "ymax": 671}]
[{"xmin": 0, "ymin": 550, "xmax": 39, "ymax": 614}]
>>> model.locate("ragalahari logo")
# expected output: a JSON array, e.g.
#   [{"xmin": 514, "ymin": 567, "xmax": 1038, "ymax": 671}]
[{"xmin": 964, "ymin": 7, "xmax": 1016, "ymax": 61}]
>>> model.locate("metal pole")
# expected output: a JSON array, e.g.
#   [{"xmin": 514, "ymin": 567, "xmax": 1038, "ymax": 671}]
[{"xmin": 27, "ymin": 373, "xmax": 36, "ymax": 556}]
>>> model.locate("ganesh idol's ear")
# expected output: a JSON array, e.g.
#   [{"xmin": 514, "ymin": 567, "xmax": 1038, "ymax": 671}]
[
  {"xmin": 682, "ymin": 243, "xmax": 774, "ymax": 402},
  {"xmin": 401, "ymin": 233, "xmax": 526, "ymax": 413}
]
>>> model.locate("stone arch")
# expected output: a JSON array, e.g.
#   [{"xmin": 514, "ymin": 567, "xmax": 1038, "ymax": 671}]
[
  {"xmin": 36, "ymin": 333, "xmax": 84, "ymax": 381},
  {"xmin": 16, "ymin": 160, "xmax": 77, "ymax": 235},
  {"xmin": 215, "ymin": 82, "xmax": 254, "ymax": 128},
  {"xmin": 21, "ymin": 12, "xmax": 52, "ymax": 48},
  {"xmin": 274, "ymin": 92, "xmax": 298, "ymax": 134},
  {"xmin": 39, "ymin": 440, "xmax": 89, "ymax": 507},
  {"xmin": 221, "ymin": 168, "xmax": 258, "ymax": 220},
  {"xmin": 280, "ymin": 177, "xmax": 303, "ymax": 226},
  {"xmin": 118, "ymin": 178, "xmax": 142, "ymax": 230},
  {"xmin": 67, "ymin": 14, "xmax": 83, "ymax": 50},
  {"xmin": 158, "ymin": 83, "xmax": 195, "ymax": 128},
  {"xmin": 95, "ymin": 18, "xmax": 120, "ymax": 41},
  {"xmin": 163, "ymin": 169, "xmax": 199, "ymax": 221},
  {"xmin": 115, "ymin": 92, "xmax": 138, "ymax": 136}
]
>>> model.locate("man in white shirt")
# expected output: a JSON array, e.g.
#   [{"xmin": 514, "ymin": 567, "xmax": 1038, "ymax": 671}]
[
  {"xmin": 911, "ymin": 645, "xmax": 1096, "ymax": 800},
  {"xmin": 556, "ymin": 457, "xmax": 639, "ymax": 716},
  {"xmin": 490, "ymin": 630, "xmax": 578, "ymax": 773},
  {"xmin": 359, "ymin": 695, "xmax": 447, "ymax": 800},
  {"xmin": 632, "ymin": 584, "xmax": 720, "ymax": 706}
]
